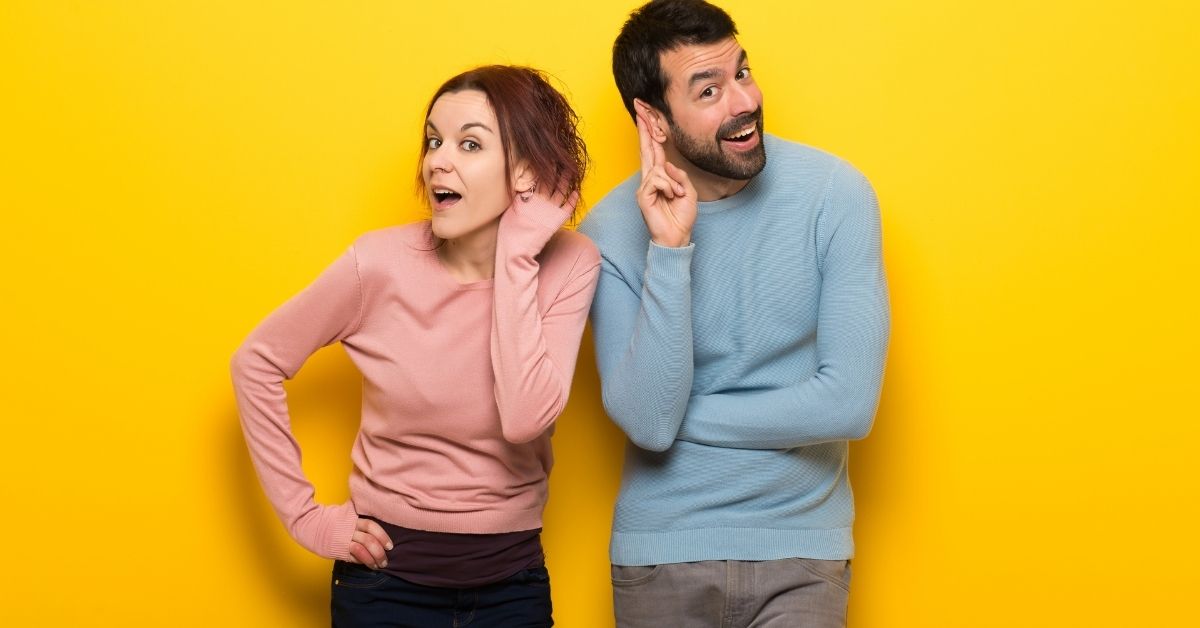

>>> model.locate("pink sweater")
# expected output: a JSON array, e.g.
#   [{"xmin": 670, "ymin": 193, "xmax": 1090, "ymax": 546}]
[{"xmin": 231, "ymin": 201, "xmax": 600, "ymax": 561}]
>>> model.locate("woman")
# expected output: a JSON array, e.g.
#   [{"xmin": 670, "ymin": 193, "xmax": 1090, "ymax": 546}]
[{"xmin": 231, "ymin": 65, "xmax": 599, "ymax": 627}]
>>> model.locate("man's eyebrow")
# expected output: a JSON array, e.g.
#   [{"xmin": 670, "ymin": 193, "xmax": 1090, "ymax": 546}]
[
  {"xmin": 686, "ymin": 50, "xmax": 749, "ymax": 89},
  {"xmin": 688, "ymin": 68, "xmax": 722, "ymax": 88}
]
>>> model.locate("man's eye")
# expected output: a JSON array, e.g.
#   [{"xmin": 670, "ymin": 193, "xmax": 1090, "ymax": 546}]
[
  {"xmin": 736, "ymin": 67, "xmax": 752, "ymax": 80},
  {"xmin": 700, "ymin": 86, "xmax": 716, "ymax": 99},
  {"xmin": 461, "ymin": 140, "xmax": 481, "ymax": 151},
  {"xmin": 426, "ymin": 137, "xmax": 441, "ymax": 149}
]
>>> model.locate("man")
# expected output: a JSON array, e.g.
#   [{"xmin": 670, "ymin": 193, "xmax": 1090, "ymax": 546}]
[{"xmin": 578, "ymin": 1, "xmax": 890, "ymax": 626}]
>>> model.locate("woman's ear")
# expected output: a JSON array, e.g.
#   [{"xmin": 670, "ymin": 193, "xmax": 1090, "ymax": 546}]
[{"xmin": 512, "ymin": 160, "xmax": 536, "ymax": 196}]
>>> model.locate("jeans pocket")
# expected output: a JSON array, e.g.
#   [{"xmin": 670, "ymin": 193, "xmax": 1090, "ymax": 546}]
[
  {"xmin": 332, "ymin": 560, "xmax": 391, "ymax": 590},
  {"xmin": 610, "ymin": 564, "xmax": 662, "ymax": 587},
  {"xmin": 793, "ymin": 558, "xmax": 852, "ymax": 592}
]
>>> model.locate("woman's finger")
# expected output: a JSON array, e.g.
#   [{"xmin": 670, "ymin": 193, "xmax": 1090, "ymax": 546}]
[
  {"xmin": 357, "ymin": 518, "xmax": 393, "ymax": 552},
  {"xmin": 561, "ymin": 189, "xmax": 580, "ymax": 212},
  {"xmin": 348, "ymin": 541, "xmax": 382, "ymax": 569},
  {"xmin": 351, "ymin": 530, "xmax": 388, "ymax": 568},
  {"xmin": 540, "ymin": 178, "xmax": 574, "ymax": 209}
]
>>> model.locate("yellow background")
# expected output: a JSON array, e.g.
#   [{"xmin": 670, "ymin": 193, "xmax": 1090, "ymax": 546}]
[{"xmin": 2, "ymin": 1, "xmax": 1197, "ymax": 625}]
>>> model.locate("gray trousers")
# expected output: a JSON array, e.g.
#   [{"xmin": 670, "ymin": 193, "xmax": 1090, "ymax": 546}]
[{"xmin": 612, "ymin": 559, "xmax": 850, "ymax": 628}]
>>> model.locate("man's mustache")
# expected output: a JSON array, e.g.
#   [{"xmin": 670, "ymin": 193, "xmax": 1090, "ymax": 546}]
[{"xmin": 717, "ymin": 107, "xmax": 763, "ymax": 138}]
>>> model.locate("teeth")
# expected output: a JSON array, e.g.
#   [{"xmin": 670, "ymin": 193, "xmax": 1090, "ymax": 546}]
[
  {"xmin": 433, "ymin": 187, "xmax": 462, "ymax": 204},
  {"xmin": 726, "ymin": 125, "xmax": 755, "ymax": 140}
]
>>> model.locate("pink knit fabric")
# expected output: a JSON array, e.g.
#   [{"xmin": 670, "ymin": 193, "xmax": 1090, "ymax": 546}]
[{"xmin": 231, "ymin": 201, "xmax": 599, "ymax": 560}]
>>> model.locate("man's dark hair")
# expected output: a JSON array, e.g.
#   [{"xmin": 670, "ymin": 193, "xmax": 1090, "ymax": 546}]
[{"xmin": 612, "ymin": 0, "xmax": 738, "ymax": 123}]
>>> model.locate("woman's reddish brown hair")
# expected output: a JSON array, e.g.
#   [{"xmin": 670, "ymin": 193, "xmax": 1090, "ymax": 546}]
[{"xmin": 417, "ymin": 65, "xmax": 589, "ymax": 214}]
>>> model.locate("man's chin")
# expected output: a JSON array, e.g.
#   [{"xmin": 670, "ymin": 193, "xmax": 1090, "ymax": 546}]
[{"xmin": 719, "ymin": 149, "xmax": 766, "ymax": 180}]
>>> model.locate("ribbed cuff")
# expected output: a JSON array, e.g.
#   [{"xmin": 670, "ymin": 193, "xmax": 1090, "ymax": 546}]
[
  {"xmin": 322, "ymin": 502, "xmax": 359, "ymax": 561},
  {"xmin": 644, "ymin": 241, "xmax": 694, "ymax": 285}
]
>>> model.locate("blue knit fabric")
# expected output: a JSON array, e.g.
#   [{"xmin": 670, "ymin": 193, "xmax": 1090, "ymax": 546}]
[{"xmin": 579, "ymin": 134, "xmax": 890, "ymax": 565}]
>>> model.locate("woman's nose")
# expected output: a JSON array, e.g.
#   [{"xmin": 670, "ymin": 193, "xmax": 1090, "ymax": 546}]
[{"xmin": 427, "ymin": 148, "xmax": 453, "ymax": 173}]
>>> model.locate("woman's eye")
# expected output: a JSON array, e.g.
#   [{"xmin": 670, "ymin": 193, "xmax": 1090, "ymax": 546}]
[
  {"xmin": 426, "ymin": 137, "xmax": 441, "ymax": 149},
  {"xmin": 461, "ymin": 140, "xmax": 481, "ymax": 152}
]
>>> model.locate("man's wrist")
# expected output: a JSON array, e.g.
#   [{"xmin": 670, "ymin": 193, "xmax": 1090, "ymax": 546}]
[{"xmin": 651, "ymin": 233, "xmax": 692, "ymax": 248}]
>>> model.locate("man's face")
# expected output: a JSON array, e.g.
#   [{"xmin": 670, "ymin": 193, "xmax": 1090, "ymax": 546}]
[{"xmin": 658, "ymin": 37, "xmax": 765, "ymax": 181}]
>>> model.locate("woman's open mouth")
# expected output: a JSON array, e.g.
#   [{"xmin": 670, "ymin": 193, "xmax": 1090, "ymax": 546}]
[{"xmin": 432, "ymin": 188, "xmax": 462, "ymax": 210}]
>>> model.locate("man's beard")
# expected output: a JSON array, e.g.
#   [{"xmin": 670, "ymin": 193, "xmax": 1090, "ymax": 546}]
[{"xmin": 669, "ymin": 107, "xmax": 766, "ymax": 181}]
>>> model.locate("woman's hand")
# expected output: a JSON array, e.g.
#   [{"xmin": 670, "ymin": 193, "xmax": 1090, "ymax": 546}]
[
  {"xmin": 346, "ymin": 517, "xmax": 393, "ymax": 569},
  {"xmin": 634, "ymin": 101, "xmax": 696, "ymax": 248},
  {"xmin": 501, "ymin": 179, "xmax": 579, "ymax": 256},
  {"xmin": 513, "ymin": 181, "xmax": 578, "ymax": 230}
]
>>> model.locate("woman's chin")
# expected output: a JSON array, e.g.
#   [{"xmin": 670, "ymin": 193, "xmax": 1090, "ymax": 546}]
[
  {"xmin": 430, "ymin": 217, "xmax": 457, "ymax": 241},
  {"xmin": 430, "ymin": 214, "xmax": 503, "ymax": 244}
]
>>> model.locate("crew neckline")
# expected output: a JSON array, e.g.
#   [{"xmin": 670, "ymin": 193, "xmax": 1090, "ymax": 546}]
[
  {"xmin": 413, "ymin": 222, "xmax": 494, "ymax": 291},
  {"xmin": 696, "ymin": 173, "xmax": 763, "ymax": 215},
  {"xmin": 695, "ymin": 134, "xmax": 773, "ymax": 215}
]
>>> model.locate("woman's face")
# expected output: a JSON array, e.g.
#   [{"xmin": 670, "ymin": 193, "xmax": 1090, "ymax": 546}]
[{"xmin": 422, "ymin": 90, "xmax": 517, "ymax": 242}]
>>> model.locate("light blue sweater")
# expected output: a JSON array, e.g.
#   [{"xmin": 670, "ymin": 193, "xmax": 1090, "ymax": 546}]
[{"xmin": 579, "ymin": 134, "xmax": 889, "ymax": 565}]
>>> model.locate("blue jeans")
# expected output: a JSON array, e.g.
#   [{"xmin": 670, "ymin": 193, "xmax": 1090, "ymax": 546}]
[{"xmin": 330, "ymin": 560, "xmax": 553, "ymax": 627}]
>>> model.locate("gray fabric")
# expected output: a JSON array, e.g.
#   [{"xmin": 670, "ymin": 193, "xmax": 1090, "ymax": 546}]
[{"xmin": 612, "ymin": 558, "xmax": 850, "ymax": 628}]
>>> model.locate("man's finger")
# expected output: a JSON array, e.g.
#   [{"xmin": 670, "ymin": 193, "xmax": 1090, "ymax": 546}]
[
  {"xmin": 650, "ymin": 130, "xmax": 667, "ymax": 172},
  {"xmin": 635, "ymin": 100, "xmax": 666, "ymax": 171},
  {"xmin": 663, "ymin": 162, "xmax": 690, "ymax": 197},
  {"xmin": 636, "ymin": 111, "xmax": 653, "ymax": 178},
  {"xmin": 641, "ymin": 170, "xmax": 679, "ymax": 201}
]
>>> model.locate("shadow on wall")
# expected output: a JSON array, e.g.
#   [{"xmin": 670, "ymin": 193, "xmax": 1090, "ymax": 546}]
[
  {"xmin": 847, "ymin": 211, "xmax": 924, "ymax": 564},
  {"xmin": 542, "ymin": 326, "xmax": 627, "ymax": 546},
  {"xmin": 224, "ymin": 345, "xmax": 363, "ymax": 626}
]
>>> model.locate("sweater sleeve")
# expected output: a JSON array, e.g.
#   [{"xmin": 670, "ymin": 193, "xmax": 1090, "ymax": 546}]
[
  {"xmin": 677, "ymin": 164, "xmax": 890, "ymax": 449},
  {"xmin": 230, "ymin": 247, "xmax": 364, "ymax": 560},
  {"xmin": 491, "ymin": 200, "xmax": 601, "ymax": 444},
  {"xmin": 587, "ymin": 240, "xmax": 695, "ymax": 452}
]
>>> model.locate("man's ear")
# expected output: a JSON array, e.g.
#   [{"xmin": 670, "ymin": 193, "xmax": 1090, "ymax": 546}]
[
  {"xmin": 512, "ymin": 159, "xmax": 536, "ymax": 195},
  {"xmin": 634, "ymin": 98, "xmax": 669, "ymax": 142}
]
